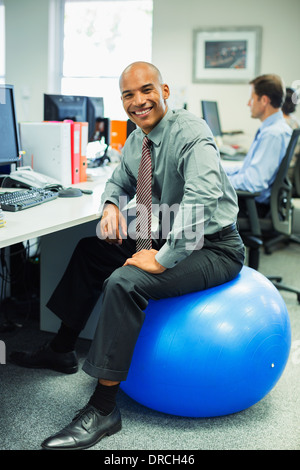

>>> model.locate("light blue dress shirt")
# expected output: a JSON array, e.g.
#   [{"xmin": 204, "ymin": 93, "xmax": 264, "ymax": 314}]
[{"xmin": 226, "ymin": 111, "xmax": 292, "ymax": 204}]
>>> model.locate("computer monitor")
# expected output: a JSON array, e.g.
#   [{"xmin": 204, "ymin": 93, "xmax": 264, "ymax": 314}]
[
  {"xmin": 86, "ymin": 96, "xmax": 104, "ymax": 142},
  {"xmin": 44, "ymin": 94, "xmax": 105, "ymax": 142},
  {"xmin": 127, "ymin": 119, "xmax": 136, "ymax": 137},
  {"xmin": 91, "ymin": 117, "xmax": 111, "ymax": 146},
  {"xmin": 44, "ymin": 94, "xmax": 87, "ymax": 122},
  {"xmin": 0, "ymin": 84, "xmax": 21, "ymax": 166},
  {"xmin": 201, "ymin": 100, "xmax": 222, "ymax": 138}
]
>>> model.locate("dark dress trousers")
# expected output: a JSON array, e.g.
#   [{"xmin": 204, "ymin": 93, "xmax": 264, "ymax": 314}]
[{"xmin": 47, "ymin": 231, "xmax": 244, "ymax": 382}]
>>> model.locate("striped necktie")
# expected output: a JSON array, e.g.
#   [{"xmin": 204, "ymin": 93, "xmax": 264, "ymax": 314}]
[{"xmin": 136, "ymin": 136, "xmax": 152, "ymax": 252}]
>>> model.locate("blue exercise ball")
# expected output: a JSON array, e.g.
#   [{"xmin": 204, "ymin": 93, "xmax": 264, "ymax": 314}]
[{"xmin": 121, "ymin": 266, "xmax": 291, "ymax": 417}]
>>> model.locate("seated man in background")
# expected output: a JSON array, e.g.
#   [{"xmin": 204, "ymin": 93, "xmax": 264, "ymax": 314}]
[{"xmin": 226, "ymin": 74, "xmax": 292, "ymax": 217}]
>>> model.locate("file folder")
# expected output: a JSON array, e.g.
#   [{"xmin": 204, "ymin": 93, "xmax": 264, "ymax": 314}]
[
  {"xmin": 79, "ymin": 122, "xmax": 88, "ymax": 182},
  {"xmin": 65, "ymin": 120, "xmax": 81, "ymax": 184},
  {"xmin": 110, "ymin": 120, "xmax": 127, "ymax": 151}
]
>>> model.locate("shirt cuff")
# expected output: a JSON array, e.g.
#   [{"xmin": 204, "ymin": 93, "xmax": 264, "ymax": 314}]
[
  {"xmin": 99, "ymin": 197, "xmax": 120, "ymax": 215},
  {"xmin": 155, "ymin": 243, "xmax": 189, "ymax": 269}
]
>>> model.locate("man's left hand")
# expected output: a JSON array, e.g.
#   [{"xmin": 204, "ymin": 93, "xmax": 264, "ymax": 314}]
[{"xmin": 123, "ymin": 249, "xmax": 166, "ymax": 274}]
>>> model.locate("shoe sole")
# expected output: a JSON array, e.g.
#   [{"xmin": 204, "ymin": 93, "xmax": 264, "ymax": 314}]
[
  {"xmin": 10, "ymin": 359, "xmax": 78, "ymax": 375},
  {"xmin": 41, "ymin": 421, "xmax": 122, "ymax": 451}
]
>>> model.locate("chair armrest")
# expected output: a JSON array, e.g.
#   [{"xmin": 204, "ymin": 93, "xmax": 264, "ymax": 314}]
[
  {"xmin": 236, "ymin": 190, "xmax": 262, "ymax": 237},
  {"xmin": 236, "ymin": 190, "xmax": 261, "ymax": 198}
]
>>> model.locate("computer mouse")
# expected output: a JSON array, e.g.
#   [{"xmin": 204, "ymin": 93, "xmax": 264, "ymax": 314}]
[
  {"xmin": 58, "ymin": 188, "xmax": 83, "ymax": 198},
  {"xmin": 80, "ymin": 189, "xmax": 93, "ymax": 195}
]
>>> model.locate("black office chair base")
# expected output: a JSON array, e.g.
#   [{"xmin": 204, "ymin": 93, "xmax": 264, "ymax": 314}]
[
  {"xmin": 244, "ymin": 245, "xmax": 300, "ymax": 303},
  {"xmin": 238, "ymin": 129, "xmax": 300, "ymax": 305},
  {"xmin": 268, "ymin": 276, "xmax": 300, "ymax": 303},
  {"xmin": 289, "ymin": 234, "xmax": 300, "ymax": 244},
  {"xmin": 264, "ymin": 233, "xmax": 300, "ymax": 255}
]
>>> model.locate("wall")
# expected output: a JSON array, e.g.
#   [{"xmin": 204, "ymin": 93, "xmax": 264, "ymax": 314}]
[
  {"xmin": 5, "ymin": 0, "xmax": 49, "ymax": 122},
  {"xmin": 4, "ymin": 0, "xmax": 300, "ymax": 138},
  {"xmin": 152, "ymin": 0, "xmax": 300, "ymax": 140}
]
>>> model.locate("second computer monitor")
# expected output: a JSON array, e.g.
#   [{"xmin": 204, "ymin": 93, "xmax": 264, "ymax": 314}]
[
  {"xmin": 44, "ymin": 94, "xmax": 105, "ymax": 142},
  {"xmin": 86, "ymin": 96, "xmax": 104, "ymax": 142},
  {"xmin": 201, "ymin": 100, "xmax": 222, "ymax": 138},
  {"xmin": 44, "ymin": 94, "xmax": 87, "ymax": 122}
]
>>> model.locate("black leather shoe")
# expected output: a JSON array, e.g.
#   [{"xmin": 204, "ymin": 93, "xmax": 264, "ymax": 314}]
[
  {"xmin": 9, "ymin": 343, "xmax": 78, "ymax": 374},
  {"xmin": 41, "ymin": 405, "xmax": 122, "ymax": 450}
]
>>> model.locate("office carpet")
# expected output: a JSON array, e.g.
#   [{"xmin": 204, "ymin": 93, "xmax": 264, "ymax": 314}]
[{"xmin": 0, "ymin": 243, "xmax": 300, "ymax": 451}]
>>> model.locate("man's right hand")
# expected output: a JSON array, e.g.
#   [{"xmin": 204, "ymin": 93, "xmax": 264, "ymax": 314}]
[{"xmin": 99, "ymin": 203, "xmax": 127, "ymax": 245}]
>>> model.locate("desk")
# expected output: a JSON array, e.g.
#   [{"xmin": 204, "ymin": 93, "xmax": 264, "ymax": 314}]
[
  {"xmin": 0, "ymin": 177, "xmax": 112, "ymax": 249},
  {"xmin": 0, "ymin": 166, "xmax": 115, "ymax": 339}
]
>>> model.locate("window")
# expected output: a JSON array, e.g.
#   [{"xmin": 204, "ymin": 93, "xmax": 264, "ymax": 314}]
[
  {"xmin": 0, "ymin": 0, "xmax": 5, "ymax": 84},
  {"xmin": 61, "ymin": 0, "xmax": 153, "ymax": 119}
]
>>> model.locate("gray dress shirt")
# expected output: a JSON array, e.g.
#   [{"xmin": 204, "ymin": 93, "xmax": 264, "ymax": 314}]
[{"xmin": 101, "ymin": 108, "xmax": 238, "ymax": 268}]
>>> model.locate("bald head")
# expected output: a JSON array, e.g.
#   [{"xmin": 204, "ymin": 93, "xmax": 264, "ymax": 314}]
[{"xmin": 119, "ymin": 62, "xmax": 163, "ymax": 90}]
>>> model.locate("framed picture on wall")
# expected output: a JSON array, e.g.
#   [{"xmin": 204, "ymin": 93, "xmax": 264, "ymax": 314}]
[{"xmin": 192, "ymin": 26, "xmax": 262, "ymax": 83}]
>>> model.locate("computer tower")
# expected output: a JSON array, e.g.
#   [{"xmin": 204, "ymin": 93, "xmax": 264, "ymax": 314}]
[{"xmin": 19, "ymin": 122, "xmax": 72, "ymax": 186}]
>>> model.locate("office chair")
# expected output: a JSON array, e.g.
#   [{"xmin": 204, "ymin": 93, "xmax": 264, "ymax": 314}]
[
  {"xmin": 237, "ymin": 128, "xmax": 300, "ymax": 302},
  {"xmin": 294, "ymin": 150, "xmax": 300, "ymax": 197}
]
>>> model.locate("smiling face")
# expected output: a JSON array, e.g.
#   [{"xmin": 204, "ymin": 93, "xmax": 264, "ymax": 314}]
[{"xmin": 120, "ymin": 62, "xmax": 170, "ymax": 134}]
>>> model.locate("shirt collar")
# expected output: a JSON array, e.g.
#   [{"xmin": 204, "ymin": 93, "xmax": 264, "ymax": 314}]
[
  {"xmin": 259, "ymin": 110, "xmax": 284, "ymax": 131},
  {"xmin": 145, "ymin": 108, "xmax": 173, "ymax": 146}
]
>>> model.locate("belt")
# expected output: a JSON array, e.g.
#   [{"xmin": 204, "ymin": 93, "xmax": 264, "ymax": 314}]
[{"xmin": 205, "ymin": 223, "xmax": 237, "ymax": 241}]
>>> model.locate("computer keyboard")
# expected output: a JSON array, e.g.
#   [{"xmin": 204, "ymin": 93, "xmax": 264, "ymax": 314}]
[{"xmin": 0, "ymin": 188, "xmax": 58, "ymax": 212}]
